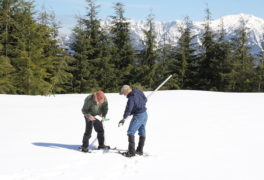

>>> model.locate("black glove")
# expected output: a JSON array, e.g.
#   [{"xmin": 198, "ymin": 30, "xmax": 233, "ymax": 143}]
[{"xmin": 118, "ymin": 119, "xmax": 125, "ymax": 127}]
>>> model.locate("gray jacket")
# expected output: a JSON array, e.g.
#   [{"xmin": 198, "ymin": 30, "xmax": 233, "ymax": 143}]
[{"xmin": 82, "ymin": 94, "xmax": 108, "ymax": 118}]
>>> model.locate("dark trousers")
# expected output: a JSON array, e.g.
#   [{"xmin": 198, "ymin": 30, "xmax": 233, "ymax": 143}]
[{"xmin": 82, "ymin": 118, "xmax": 105, "ymax": 148}]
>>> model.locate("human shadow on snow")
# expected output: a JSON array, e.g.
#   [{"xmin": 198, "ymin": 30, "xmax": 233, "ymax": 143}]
[
  {"xmin": 32, "ymin": 142, "xmax": 127, "ymax": 152},
  {"xmin": 32, "ymin": 142, "xmax": 80, "ymax": 151}
]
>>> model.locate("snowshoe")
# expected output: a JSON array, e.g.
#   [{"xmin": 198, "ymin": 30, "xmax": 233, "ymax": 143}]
[
  {"xmin": 79, "ymin": 146, "xmax": 90, "ymax": 153},
  {"xmin": 97, "ymin": 145, "xmax": 110, "ymax": 150},
  {"xmin": 135, "ymin": 150, "xmax": 143, "ymax": 156},
  {"xmin": 120, "ymin": 151, "xmax": 135, "ymax": 157}
]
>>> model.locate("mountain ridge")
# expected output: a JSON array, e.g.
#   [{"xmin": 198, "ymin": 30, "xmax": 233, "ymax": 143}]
[
  {"xmin": 60, "ymin": 14, "xmax": 264, "ymax": 55},
  {"xmin": 126, "ymin": 13, "xmax": 264, "ymax": 53}
]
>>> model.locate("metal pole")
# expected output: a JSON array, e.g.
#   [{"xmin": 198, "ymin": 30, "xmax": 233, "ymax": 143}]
[
  {"xmin": 118, "ymin": 74, "xmax": 173, "ymax": 127},
  {"xmin": 147, "ymin": 74, "xmax": 172, "ymax": 99}
]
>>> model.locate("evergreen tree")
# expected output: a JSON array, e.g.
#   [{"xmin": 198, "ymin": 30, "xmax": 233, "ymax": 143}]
[
  {"xmin": 37, "ymin": 7, "xmax": 74, "ymax": 94},
  {"xmin": 71, "ymin": 0, "xmax": 113, "ymax": 93},
  {"xmin": 215, "ymin": 19, "xmax": 233, "ymax": 91},
  {"xmin": 0, "ymin": 0, "xmax": 17, "ymax": 93},
  {"xmin": 0, "ymin": 56, "xmax": 15, "ymax": 93},
  {"xmin": 110, "ymin": 2, "xmax": 135, "ymax": 89},
  {"xmin": 156, "ymin": 35, "xmax": 176, "ymax": 90},
  {"xmin": 6, "ymin": 0, "xmax": 52, "ymax": 94},
  {"xmin": 49, "ymin": 55, "xmax": 74, "ymax": 94},
  {"xmin": 0, "ymin": 0, "xmax": 71, "ymax": 95},
  {"xmin": 255, "ymin": 61, "xmax": 264, "ymax": 92},
  {"xmin": 139, "ymin": 12, "xmax": 158, "ymax": 89},
  {"xmin": 0, "ymin": 0, "xmax": 19, "ymax": 57},
  {"xmin": 255, "ymin": 34, "xmax": 264, "ymax": 92},
  {"xmin": 71, "ymin": 20, "xmax": 91, "ymax": 93},
  {"xmin": 94, "ymin": 27, "xmax": 116, "ymax": 92},
  {"xmin": 167, "ymin": 17, "xmax": 199, "ymax": 89},
  {"xmin": 197, "ymin": 8, "xmax": 220, "ymax": 90},
  {"xmin": 230, "ymin": 17, "xmax": 255, "ymax": 92}
]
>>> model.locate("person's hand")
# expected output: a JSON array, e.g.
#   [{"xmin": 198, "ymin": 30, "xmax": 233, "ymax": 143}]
[
  {"xmin": 101, "ymin": 116, "xmax": 105, "ymax": 123},
  {"xmin": 88, "ymin": 115, "xmax": 96, "ymax": 121},
  {"xmin": 118, "ymin": 119, "xmax": 125, "ymax": 127}
]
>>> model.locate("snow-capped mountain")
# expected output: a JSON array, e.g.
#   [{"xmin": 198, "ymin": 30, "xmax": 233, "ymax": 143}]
[
  {"xmin": 61, "ymin": 14, "xmax": 264, "ymax": 55},
  {"xmin": 126, "ymin": 14, "xmax": 264, "ymax": 54}
]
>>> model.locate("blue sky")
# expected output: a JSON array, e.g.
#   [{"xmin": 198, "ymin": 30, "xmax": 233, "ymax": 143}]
[{"xmin": 34, "ymin": 0, "xmax": 264, "ymax": 34}]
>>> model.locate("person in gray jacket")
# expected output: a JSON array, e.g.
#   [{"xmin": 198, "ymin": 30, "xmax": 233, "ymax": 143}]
[{"xmin": 80, "ymin": 90, "xmax": 109, "ymax": 152}]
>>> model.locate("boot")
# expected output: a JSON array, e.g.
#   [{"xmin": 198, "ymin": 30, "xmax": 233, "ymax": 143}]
[
  {"xmin": 81, "ymin": 137, "xmax": 90, "ymax": 152},
  {"xmin": 136, "ymin": 136, "xmax": 145, "ymax": 155},
  {"xmin": 97, "ymin": 136, "xmax": 110, "ymax": 149},
  {"xmin": 80, "ymin": 146, "xmax": 89, "ymax": 153},
  {"xmin": 122, "ymin": 135, "xmax": 135, "ymax": 157},
  {"xmin": 79, "ymin": 144, "xmax": 89, "ymax": 153},
  {"xmin": 98, "ymin": 144, "xmax": 110, "ymax": 150},
  {"xmin": 82, "ymin": 133, "xmax": 90, "ymax": 150}
]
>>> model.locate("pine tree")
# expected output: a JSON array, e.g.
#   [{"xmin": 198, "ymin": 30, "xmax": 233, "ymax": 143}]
[
  {"xmin": 197, "ymin": 8, "xmax": 220, "ymax": 90},
  {"xmin": 139, "ymin": 12, "xmax": 158, "ymax": 89},
  {"xmin": 0, "ymin": 0, "xmax": 20, "ymax": 57},
  {"xmin": 0, "ymin": 0, "xmax": 16, "ymax": 93},
  {"xmin": 71, "ymin": 20, "xmax": 92, "ymax": 93},
  {"xmin": 255, "ymin": 34, "xmax": 264, "ymax": 92},
  {"xmin": 0, "ymin": 0, "xmax": 71, "ymax": 95},
  {"xmin": 110, "ymin": 2, "xmax": 135, "ymax": 89},
  {"xmin": 255, "ymin": 62, "xmax": 264, "ymax": 92},
  {"xmin": 17, "ymin": 1, "xmax": 62, "ymax": 94},
  {"xmin": 167, "ymin": 17, "xmax": 199, "ymax": 89},
  {"xmin": 94, "ymin": 27, "xmax": 116, "ymax": 92},
  {"xmin": 0, "ymin": 0, "xmax": 51, "ymax": 94},
  {"xmin": 230, "ymin": 17, "xmax": 255, "ymax": 92},
  {"xmin": 71, "ymin": 0, "xmax": 114, "ymax": 93},
  {"xmin": 48, "ymin": 55, "xmax": 74, "ymax": 94},
  {"xmin": 0, "ymin": 0, "xmax": 11, "ymax": 56},
  {"xmin": 37, "ymin": 7, "xmax": 74, "ymax": 94},
  {"xmin": 215, "ymin": 19, "xmax": 233, "ymax": 91},
  {"xmin": 156, "ymin": 35, "xmax": 176, "ymax": 90},
  {"xmin": 0, "ymin": 56, "xmax": 15, "ymax": 93}
]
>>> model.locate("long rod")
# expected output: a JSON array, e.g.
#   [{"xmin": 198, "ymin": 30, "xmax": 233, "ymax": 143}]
[
  {"xmin": 147, "ymin": 74, "xmax": 172, "ymax": 99},
  {"xmin": 118, "ymin": 74, "xmax": 172, "ymax": 128}
]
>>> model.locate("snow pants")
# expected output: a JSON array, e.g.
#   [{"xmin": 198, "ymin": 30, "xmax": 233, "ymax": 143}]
[{"xmin": 82, "ymin": 117, "xmax": 104, "ymax": 148}]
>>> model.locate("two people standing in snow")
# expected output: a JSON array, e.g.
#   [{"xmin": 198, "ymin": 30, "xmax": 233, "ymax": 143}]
[
  {"xmin": 80, "ymin": 85, "xmax": 148, "ymax": 157},
  {"xmin": 80, "ymin": 91, "xmax": 110, "ymax": 152},
  {"xmin": 118, "ymin": 85, "xmax": 148, "ymax": 157}
]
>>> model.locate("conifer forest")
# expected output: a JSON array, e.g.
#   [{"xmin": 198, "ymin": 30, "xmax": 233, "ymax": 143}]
[{"xmin": 1, "ymin": 0, "xmax": 264, "ymax": 95}]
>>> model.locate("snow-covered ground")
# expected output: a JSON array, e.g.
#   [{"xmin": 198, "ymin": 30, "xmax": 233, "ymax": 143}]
[{"xmin": 0, "ymin": 90, "xmax": 264, "ymax": 180}]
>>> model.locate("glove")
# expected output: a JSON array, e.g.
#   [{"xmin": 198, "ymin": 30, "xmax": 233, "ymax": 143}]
[{"xmin": 118, "ymin": 119, "xmax": 125, "ymax": 127}]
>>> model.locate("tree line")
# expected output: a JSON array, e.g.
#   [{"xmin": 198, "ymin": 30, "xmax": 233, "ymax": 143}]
[{"xmin": 1, "ymin": 0, "xmax": 264, "ymax": 95}]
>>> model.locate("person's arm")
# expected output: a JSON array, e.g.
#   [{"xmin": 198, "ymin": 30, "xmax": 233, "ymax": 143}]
[
  {"xmin": 82, "ymin": 96, "xmax": 96, "ymax": 120},
  {"xmin": 118, "ymin": 98, "xmax": 134, "ymax": 127},
  {"xmin": 101, "ymin": 99, "xmax": 108, "ymax": 117},
  {"xmin": 123, "ymin": 97, "xmax": 134, "ymax": 119},
  {"xmin": 82, "ymin": 97, "xmax": 89, "ymax": 118},
  {"xmin": 141, "ymin": 91, "xmax": 147, "ymax": 103}
]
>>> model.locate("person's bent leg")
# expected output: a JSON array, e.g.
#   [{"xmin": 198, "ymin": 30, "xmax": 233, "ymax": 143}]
[
  {"xmin": 82, "ymin": 117, "xmax": 93, "ymax": 152},
  {"xmin": 94, "ymin": 120, "xmax": 109, "ymax": 149}
]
